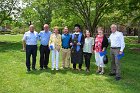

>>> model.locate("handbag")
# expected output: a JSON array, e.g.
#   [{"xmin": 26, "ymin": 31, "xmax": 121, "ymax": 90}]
[{"xmin": 103, "ymin": 55, "xmax": 108, "ymax": 64}]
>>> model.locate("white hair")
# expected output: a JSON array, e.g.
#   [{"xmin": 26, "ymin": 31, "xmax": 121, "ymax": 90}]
[{"xmin": 110, "ymin": 24, "xmax": 117, "ymax": 28}]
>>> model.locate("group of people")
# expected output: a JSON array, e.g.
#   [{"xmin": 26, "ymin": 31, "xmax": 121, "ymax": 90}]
[{"xmin": 22, "ymin": 23, "xmax": 125, "ymax": 81}]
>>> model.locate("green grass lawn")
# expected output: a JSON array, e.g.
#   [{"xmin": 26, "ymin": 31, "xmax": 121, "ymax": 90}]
[{"xmin": 0, "ymin": 35, "xmax": 140, "ymax": 93}]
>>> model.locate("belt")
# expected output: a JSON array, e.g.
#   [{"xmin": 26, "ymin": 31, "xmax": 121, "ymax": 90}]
[
  {"xmin": 41, "ymin": 44, "xmax": 48, "ymax": 47},
  {"xmin": 62, "ymin": 47, "xmax": 70, "ymax": 49},
  {"xmin": 111, "ymin": 47, "xmax": 120, "ymax": 49},
  {"xmin": 26, "ymin": 44, "xmax": 37, "ymax": 46}
]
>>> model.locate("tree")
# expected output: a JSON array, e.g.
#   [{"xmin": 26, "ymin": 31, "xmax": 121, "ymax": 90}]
[
  {"xmin": 21, "ymin": 0, "xmax": 55, "ymax": 29},
  {"xmin": 0, "ymin": 0, "xmax": 21, "ymax": 25},
  {"xmin": 54, "ymin": 0, "xmax": 129, "ymax": 35},
  {"xmin": 128, "ymin": 0, "xmax": 140, "ymax": 43}
]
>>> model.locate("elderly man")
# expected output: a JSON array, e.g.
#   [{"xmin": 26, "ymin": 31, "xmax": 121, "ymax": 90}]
[
  {"xmin": 109, "ymin": 24, "xmax": 125, "ymax": 81},
  {"xmin": 22, "ymin": 25, "xmax": 38, "ymax": 72},
  {"xmin": 38, "ymin": 24, "xmax": 52, "ymax": 70},
  {"xmin": 61, "ymin": 26, "xmax": 71, "ymax": 69}
]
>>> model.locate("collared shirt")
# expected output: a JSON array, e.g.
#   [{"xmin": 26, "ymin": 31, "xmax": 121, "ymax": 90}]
[
  {"xmin": 83, "ymin": 37, "xmax": 94, "ymax": 53},
  {"xmin": 61, "ymin": 33, "xmax": 71, "ymax": 48},
  {"xmin": 109, "ymin": 31, "xmax": 125, "ymax": 51},
  {"xmin": 22, "ymin": 31, "xmax": 38, "ymax": 45},
  {"xmin": 38, "ymin": 30, "xmax": 52, "ymax": 46}
]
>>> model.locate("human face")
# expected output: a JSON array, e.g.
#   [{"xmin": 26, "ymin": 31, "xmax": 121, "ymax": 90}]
[
  {"xmin": 75, "ymin": 27, "xmax": 80, "ymax": 32},
  {"xmin": 63, "ymin": 27, "xmax": 69, "ymax": 34},
  {"xmin": 111, "ymin": 25, "xmax": 117, "ymax": 33},
  {"xmin": 29, "ymin": 25, "xmax": 34, "ymax": 32},
  {"xmin": 86, "ymin": 31, "xmax": 90, "ymax": 37},
  {"xmin": 44, "ymin": 24, "xmax": 49, "ymax": 32},
  {"xmin": 54, "ymin": 28, "xmax": 59, "ymax": 34},
  {"xmin": 98, "ymin": 29, "xmax": 103, "ymax": 35}
]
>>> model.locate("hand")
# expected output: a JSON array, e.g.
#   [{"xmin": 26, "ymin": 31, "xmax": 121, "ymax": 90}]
[
  {"xmin": 56, "ymin": 46, "xmax": 60, "ymax": 52},
  {"xmin": 119, "ymin": 51, "xmax": 123, "ymax": 54},
  {"xmin": 70, "ymin": 43, "xmax": 73, "ymax": 46},
  {"xmin": 23, "ymin": 47, "xmax": 25, "ymax": 51},
  {"xmin": 77, "ymin": 42, "xmax": 81, "ymax": 45},
  {"xmin": 92, "ymin": 50, "xmax": 95, "ymax": 53}
]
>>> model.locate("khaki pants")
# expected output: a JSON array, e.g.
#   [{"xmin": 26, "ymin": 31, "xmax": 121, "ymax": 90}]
[
  {"xmin": 110, "ymin": 48, "xmax": 121, "ymax": 77},
  {"xmin": 61, "ymin": 48, "xmax": 71, "ymax": 68}
]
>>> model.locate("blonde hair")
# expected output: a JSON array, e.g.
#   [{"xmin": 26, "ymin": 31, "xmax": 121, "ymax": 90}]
[
  {"xmin": 97, "ymin": 27, "xmax": 104, "ymax": 31},
  {"xmin": 53, "ymin": 26, "xmax": 59, "ymax": 30}
]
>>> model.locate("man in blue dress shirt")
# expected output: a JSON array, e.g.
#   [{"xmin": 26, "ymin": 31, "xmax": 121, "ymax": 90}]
[
  {"xmin": 38, "ymin": 24, "xmax": 52, "ymax": 70},
  {"xmin": 22, "ymin": 25, "xmax": 38, "ymax": 72},
  {"xmin": 61, "ymin": 26, "xmax": 71, "ymax": 68}
]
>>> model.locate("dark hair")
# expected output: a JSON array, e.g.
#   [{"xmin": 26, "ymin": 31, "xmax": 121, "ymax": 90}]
[
  {"xmin": 84, "ymin": 30, "xmax": 91, "ymax": 38},
  {"xmin": 74, "ymin": 24, "xmax": 81, "ymax": 29}
]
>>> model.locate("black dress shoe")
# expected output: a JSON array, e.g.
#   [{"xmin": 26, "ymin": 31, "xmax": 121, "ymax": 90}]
[
  {"xmin": 32, "ymin": 68, "xmax": 37, "ymax": 71},
  {"xmin": 40, "ymin": 68, "xmax": 43, "ymax": 70},
  {"xmin": 27, "ymin": 68, "xmax": 31, "ymax": 72},
  {"xmin": 109, "ymin": 73, "xmax": 116, "ymax": 76},
  {"xmin": 44, "ymin": 66, "xmax": 48, "ymax": 69},
  {"xmin": 115, "ymin": 77, "xmax": 121, "ymax": 81}
]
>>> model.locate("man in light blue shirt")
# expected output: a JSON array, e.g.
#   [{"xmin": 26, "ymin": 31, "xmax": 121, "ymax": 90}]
[
  {"xmin": 38, "ymin": 24, "xmax": 52, "ymax": 70},
  {"xmin": 22, "ymin": 25, "xmax": 38, "ymax": 72}
]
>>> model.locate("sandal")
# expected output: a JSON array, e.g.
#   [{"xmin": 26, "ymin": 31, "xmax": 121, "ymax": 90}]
[
  {"xmin": 96, "ymin": 70, "xmax": 101, "ymax": 73},
  {"xmin": 99, "ymin": 72, "xmax": 104, "ymax": 75}
]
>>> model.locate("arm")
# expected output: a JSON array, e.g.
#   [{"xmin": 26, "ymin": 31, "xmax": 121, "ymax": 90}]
[
  {"xmin": 102, "ymin": 35, "xmax": 109, "ymax": 51},
  {"xmin": 38, "ymin": 32, "xmax": 41, "ymax": 41},
  {"xmin": 22, "ymin": 33, "xmax": 26, "ymax": 51},
  {"xmin": 120, "ymin": 33, "xmax": 125, "ymax": 52},
  {"xmin": 22, "ymin": 40, "xmax": 26, "ymax": 51},
  {"xmin": 79, "ymin": 34, "xmax": 85, "ymax": 48},
  {"xmin": 59, "ymin": 35, "xmax": 62, "ymax": 47}
]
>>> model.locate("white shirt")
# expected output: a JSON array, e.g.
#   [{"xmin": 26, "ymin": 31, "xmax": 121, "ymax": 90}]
[
  {"xmin": 109, "ymin": 31, "xmax": 125, "ymax": 51},
  {"xmin": 22, "ymin": 31, "xmax": 38, "ymax": 45},
  {"xmin": 83, "ymin": 37, "xmax": 94, "ymax": 53}
]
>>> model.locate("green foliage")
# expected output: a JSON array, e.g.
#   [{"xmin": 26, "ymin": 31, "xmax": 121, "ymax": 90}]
[{"xmin": 0, "ymin": 0, "xmax": 21, "ymax": 25}]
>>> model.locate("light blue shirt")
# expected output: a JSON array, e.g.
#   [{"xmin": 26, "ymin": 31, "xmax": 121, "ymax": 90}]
[
  {"xmin": 38, "ymin": 30, "xmax": 52, "ymax": 46},
  {"xmin": 22, "ymin": 31, "xmax": 38, "ymax": 45}
]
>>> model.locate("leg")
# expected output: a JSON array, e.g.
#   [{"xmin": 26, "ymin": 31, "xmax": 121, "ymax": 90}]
[
  {"xmin": 44, "ymin": 46, "xmax": 50, "ymax": 68},
  {"xmin": 26, "ymin": 45, "xmax": 31, "ymax": 70},
  {"xmin": 114, "ymin": 49, "xmax": 121, "ymax": 77},
  {"xmin": 66, "ymin": 49, "xmax": 71, "ymax": 68},
  {"xmin": 79, "ymin": 64, "xmax": 82, "ymax": 70},
  {"xmin": 110, "ymin": 49, "xmax": 116, "ymax": 74},
  {"xmin": 51, "ymin": 50, "xmax": 55, "ymax": 70},
  {"xmin": 56, "ymin": 50, "xmax": 59, "ymax": 70},
  {"xmin": 86, "ymin": 53, "xmax": 92, "ymax": 70},
  {"xmin": 32, "ymin": 45, "xmax": 37, "ymax": 69},
  {"xmin": 62, "ymin": 49, "xmax": 66, "ymax": 68},
  {"xmin": 84, "ymin": 53, "xmax": 88, "ymax": 69},
  {"xmin": 40, "ymin": 45, "xmax": 44, "ymax": 69},
  {"xmin": 73, "ymin": 63, "xmax": 76, "ymax": 69}
]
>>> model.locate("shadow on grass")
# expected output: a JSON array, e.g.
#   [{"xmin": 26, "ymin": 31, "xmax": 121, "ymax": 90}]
[
  {"xmin": 0, "ymin": 41, "xmax": 22, "ymax": 52},
  {"xmin": 26, "ymin": 66, "xmax": 95, "ymax": 76}
]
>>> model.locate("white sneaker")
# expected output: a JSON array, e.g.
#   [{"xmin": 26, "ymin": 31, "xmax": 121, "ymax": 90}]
[
  {"xmin": 56, "ymin": 68, "xmax": 59, "ymax": 71},
  {"xmin": 51, "ymin": 68, "xmax": 54, "ymax": 70}
]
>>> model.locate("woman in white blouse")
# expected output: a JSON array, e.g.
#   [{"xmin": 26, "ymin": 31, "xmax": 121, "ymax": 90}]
[{"xmin": 83, "ymin": 30, "xmax": 94, "ymax": 72}]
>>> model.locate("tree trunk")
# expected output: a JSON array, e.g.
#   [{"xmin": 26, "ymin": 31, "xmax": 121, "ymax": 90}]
[{"xmin": 138, "ymin": 22, "xmax": 140, "ymax": 43}]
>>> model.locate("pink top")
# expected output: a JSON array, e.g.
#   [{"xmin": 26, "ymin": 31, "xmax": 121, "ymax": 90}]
[{"xmin": 95, "ymin": 35, "xmax": 103, "ymax": 52}]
